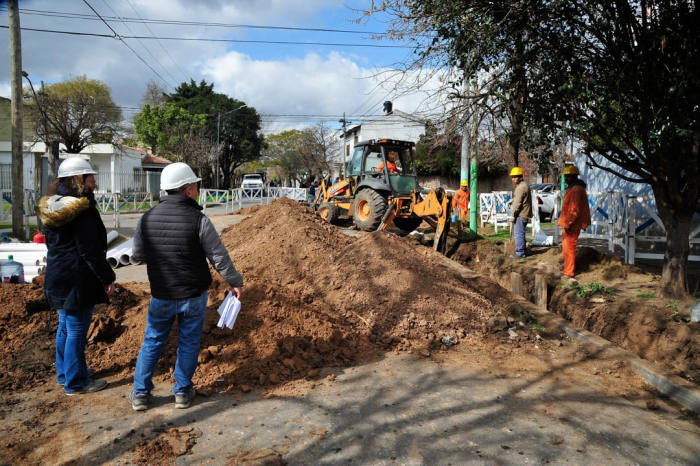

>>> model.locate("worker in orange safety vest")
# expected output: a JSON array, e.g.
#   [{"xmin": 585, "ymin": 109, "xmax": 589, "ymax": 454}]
[
  {"xmin": 376, "ymin": 151, "xmax": 402, "ymax": 174},
  {"xmin": 452, "ymin": 180, "xmax": 470, "ymax": 224},
  {"xmin": 557, "ymin": 165, "xmax": 591, "ymax": 278}
]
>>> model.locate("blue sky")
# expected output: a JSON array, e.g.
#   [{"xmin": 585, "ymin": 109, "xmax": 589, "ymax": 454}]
[{"xmin": 0, "ymin": 0, "xmax": 439, "ymax": 133}]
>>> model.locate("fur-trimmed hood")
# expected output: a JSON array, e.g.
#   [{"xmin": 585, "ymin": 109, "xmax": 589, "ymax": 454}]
[{"xmin": 38, "ymin": 195, "xmax": 90, "ymax": 229}]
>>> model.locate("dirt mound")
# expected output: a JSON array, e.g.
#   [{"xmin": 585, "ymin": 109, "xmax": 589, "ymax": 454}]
[
  {"xmin": 1, "ymin": 198, "xmax": 509, "ymax": 393},
  {"xmin": 231, "ymin": 204, "xmax": 266, "ymax": 215}
]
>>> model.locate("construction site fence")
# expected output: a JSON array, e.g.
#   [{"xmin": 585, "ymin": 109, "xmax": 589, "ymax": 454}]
[
  {"xmin": 7, "ymin": 183, "xmax": 694, "ymax": 265},
  {"xmin": 478, "ymin": 189, "xmax": 700, "ymax": 264},
  {"xmin": 202, "ymin": 187, "xmax": 310, "ymax": 213}
]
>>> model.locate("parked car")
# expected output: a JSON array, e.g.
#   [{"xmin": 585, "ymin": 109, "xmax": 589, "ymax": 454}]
[
  {"xmin": 530, "ymin": 183, "xmax": 557, "ymax": 221},
  {"xmin": 241, "ymin": 173, "xmax": 266, "ymax": 197}
]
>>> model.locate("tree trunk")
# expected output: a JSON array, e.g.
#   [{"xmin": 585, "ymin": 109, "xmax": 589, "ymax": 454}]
[{"xmin": 657, "ymin": 203, "xmax": 692, "ymax": 297}]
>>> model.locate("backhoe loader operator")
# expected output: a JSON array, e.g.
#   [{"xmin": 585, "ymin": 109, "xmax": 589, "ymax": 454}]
[
  {"xmin": 557, "ymin": 165, "xmax": 591, "ymax": 278},
  {"xmin": 376, "ymin": 151, "xmax": 402, "ymax": 174}
]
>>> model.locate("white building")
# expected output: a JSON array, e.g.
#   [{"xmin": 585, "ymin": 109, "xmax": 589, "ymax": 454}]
[
  {"xmin": 0, "ymin": 142, "xmax": 167, "ymax": 196},
  {"xmin": 340, "ymin": 101, "xmax": 427, "ymax": 171}
]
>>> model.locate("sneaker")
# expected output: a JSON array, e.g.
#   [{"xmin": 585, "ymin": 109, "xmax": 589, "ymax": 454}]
[
  {"xmin": 510, "ymin": 254, "xmax": 526, "ymax": 259},
  {"xmin": 58, "ymin": 367, "xmax": 96, "ymax": 386},
  {"xmin": 174, "ymin": 387, "xmax": 196, "ymax": 409},
  {"xmin": 65, "ymin": 378, "xmax": 108, "ymax": 396},
  {"xmin": 129, "ymin": 392, "xmax": 149, "ymax": 411}
]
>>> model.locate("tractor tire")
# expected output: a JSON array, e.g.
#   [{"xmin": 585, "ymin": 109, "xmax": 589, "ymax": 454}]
[
  {"xmin": 353, "ymin": 189, "xmax": 388, "ymax": 231},
  {"xmin": 318, "ymin": 202, "xmax": 339, "ymax": 224},
  {"xmin": 393, "ymin": 216, "xmax": 423, "ymax": 233}
]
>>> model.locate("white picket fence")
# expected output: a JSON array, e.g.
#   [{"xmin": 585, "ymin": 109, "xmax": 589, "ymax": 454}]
[{"xmin": 540, "ymin": 191, "xmax": 700, "ymax": 265}]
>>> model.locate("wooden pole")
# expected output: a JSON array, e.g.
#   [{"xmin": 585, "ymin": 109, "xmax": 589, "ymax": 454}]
[{"xmin": 8, "ymin": 0, "xmax": 25, "ymax": 240}]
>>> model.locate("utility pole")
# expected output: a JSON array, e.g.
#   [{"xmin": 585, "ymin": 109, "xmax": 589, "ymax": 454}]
[
  {"xmin": 461, "ymin": 66, "xmax": 479, "ymax": 238},
  {"xmin": 216, "ymin": 111, "xmax": 221, "ymax": 189},
  {"xmin": 339, "ymin": 113, "xmax": 351, "ymax": 177},
  {"xmin": 9, "ymin": 0, "xmax": 25, "ymax": 240}
]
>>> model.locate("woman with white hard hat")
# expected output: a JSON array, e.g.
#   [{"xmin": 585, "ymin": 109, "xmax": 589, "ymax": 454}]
[{"xmin": 37, "ymin": 157, "xmax": 115, "ymax": 395}]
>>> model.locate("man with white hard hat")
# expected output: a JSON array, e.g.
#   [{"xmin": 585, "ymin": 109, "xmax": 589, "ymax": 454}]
[{"xmin": 129, "ymin": 162, "xmax": 243, "ymax": 411}]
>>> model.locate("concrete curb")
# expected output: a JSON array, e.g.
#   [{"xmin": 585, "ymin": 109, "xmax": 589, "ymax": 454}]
[{"xmin": 527, "ymin": 304, "xmax": 700, "ymax": 414}]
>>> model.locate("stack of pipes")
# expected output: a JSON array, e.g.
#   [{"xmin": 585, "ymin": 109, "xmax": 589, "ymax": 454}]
[
  {"xmin": 0, "ymin": 231, "xmax": 119, "ymax": 283},
  {"xmin": 106, "ymin": 236, "xmax": 141, "ymax": 269},
  {"xmin": 0, "ymin": 243, "xmax": 47, "ymax": 283}
]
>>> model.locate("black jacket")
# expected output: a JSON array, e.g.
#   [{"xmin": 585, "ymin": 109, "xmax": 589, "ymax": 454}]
[
  {"xmin": 137, "ymin": 195, "xmax": 212, "ymax": 299},
  {"xmin": 38, "ymin": 193, "xmax": 115, "ymax": 311}
]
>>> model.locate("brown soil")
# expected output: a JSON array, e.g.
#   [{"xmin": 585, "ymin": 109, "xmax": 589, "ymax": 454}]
[
  {"xmin": 0, "ymin": 199, "xmax": 514, "ymax": 397},
  {"xmin": 451, "ymin": 236, "xmax": 700, "ymax": 382},
  {"xmin": 1, "ymin": 199, "xmax": 697, "ymax": 464}
]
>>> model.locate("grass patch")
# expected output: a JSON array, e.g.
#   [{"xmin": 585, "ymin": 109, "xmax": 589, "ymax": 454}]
[
  {"xmin": 484, "ymin": 230, "xmax": 511, "ymax": 242},
  {"xmin": 666, "ymin": 300, "xmax": 690, "ymax": 323},
  {"xmin": 636, "ymin": 292, "xmax": 657, "ymax": 299},
  {"xmin": 561, "ymin": 281, "xmax": 617, "ymax": 299}
]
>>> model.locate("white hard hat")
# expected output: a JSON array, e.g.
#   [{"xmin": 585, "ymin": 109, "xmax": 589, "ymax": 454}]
[
  {"xmin": 160, "ymin": 162, "xmax": 201, "ymax": 190},
  {"xmin": 57, "ymin": 158, "xmax": 97, "ymax": 178}
]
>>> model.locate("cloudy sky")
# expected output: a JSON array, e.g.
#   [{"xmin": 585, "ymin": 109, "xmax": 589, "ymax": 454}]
[{"xmin": 0, "ymin": 0, "xmax": 443, "ymax": 134}]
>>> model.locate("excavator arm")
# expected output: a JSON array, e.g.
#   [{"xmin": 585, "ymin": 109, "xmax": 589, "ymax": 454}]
[{"xmin": 410, "ymin": 188, "xmax": 452, "ymax": 253}]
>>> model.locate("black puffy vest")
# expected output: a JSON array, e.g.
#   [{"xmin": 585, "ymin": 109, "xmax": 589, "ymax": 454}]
[{"xmin": 140, "ymin": 195, "xmax": 212, "ymax": 299}]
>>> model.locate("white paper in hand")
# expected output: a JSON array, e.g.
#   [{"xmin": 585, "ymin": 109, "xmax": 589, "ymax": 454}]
[{"xmin": 216, "ymin": 292, "xmax": 242, "ymax": 330}]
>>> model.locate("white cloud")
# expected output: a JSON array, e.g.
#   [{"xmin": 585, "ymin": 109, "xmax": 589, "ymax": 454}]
[{"xmin": 0, "ymin": 0, "xmax": 446, "ymax": 133}]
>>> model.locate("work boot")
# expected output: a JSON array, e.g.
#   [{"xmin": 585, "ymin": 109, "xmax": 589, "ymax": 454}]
[
  {"xmin": 175, "ymin": 387, "xmax": 196, "ymax": 409},
  {"xmin": 65, "ymin": 378, "xmax": 108, "ymax": 396},
  {"xmin": 129, "ymin": 392, "xmax": 149, "ymax": 411},
  {"xmin": 58, "ymin": 367, "xmax": 95, "ymax": 386}
]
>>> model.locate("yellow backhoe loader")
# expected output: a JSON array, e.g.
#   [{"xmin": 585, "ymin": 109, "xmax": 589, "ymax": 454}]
[{"xmin": 312, "ymin": 139, "xmax": 452, "ymax": 253}]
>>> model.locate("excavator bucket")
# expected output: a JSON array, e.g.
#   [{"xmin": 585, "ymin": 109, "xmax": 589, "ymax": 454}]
[{"xmin": 409, "ymin": 188, "xmax": 452, "ymax": 253}]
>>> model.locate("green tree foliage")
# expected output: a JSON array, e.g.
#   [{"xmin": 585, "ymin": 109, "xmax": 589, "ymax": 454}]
[
  {"xmin": 24, "ymin": 75, "xmax": 122, "ymax": 153},
  {"xmin": 377, "ymin": 0, "xmax": 699, "ymax": 295},
  {"xmin": 262, "ymin": 130, "xmax": 306, "ymax": 185},
  {"xmin": 414, "ymin": 133, "xmax": 460, "ymax": 176},
  {"xmin": 168, "ymin": 80, "xmax": 264, "ymax": 188},
  {"xmin": 133, "ymin": 103, "xmax": 206, "ymax": 155}
]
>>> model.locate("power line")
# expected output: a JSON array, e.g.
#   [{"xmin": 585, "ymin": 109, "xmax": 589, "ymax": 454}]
[
  {"xmin": 80, "ymin": 0, "xmax": 175, "ymax": 91},
  {"xmin": 98, "ymin": 0, "xmax": 179, "ymax": 89},
  {"xmin": 0, "ymin": 25, "xmax": 412, "ymax": 48},
  {"xmin": 124, "ymin": 0, "xmax": 189, "ymax": 82},
  {"xmin": 0, "ymin": 6, "xmax": 385, "ymax": 35}
]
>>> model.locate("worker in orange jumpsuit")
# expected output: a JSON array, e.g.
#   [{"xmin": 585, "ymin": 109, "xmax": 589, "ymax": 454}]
[
  {"xmin": 376, "ymin": 151, "xmax": 402, "ymax": 174},
  {"xmin": 557, "ymin": 165, "xmax": 591, "ymax": 278},
  {"xmin": 452, "ymin": 180, "xmax": 470, "ymax": 225}
]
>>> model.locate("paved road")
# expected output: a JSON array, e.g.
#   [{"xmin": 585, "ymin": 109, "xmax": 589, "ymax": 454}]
[{"xmin": 24, "ymin": 351, "xmax": 700, "ymax": 465}]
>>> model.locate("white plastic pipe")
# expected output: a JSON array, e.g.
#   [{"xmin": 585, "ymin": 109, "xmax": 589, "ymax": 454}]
[
  {"xmin": 129, "ymin": 256, "xmax": 142, "ymax": 266},
  {"xmin": 0, "ymin": 253, "xmax": 46, "ymax": 263},
  {"xmin": 0, "ymin": 242, "xmax": 48, "ymax": 249},
  {"xmin": 0, "ymin": 245, "xmax": 48, "ymax": 253},
  {"xmin": 107, "ymin": 238, "xmax": 133, "ymax": 269},
  {"xmin": 119, "ymin": 253, "xmax": 131, "ymax": 266},
  {"xmin": 0, "ymin": 258, "xmax": 41, "ymax": 267},
  {"xmin": 106, "ymin": 230, "xmax": 118, "ymax": 245}
]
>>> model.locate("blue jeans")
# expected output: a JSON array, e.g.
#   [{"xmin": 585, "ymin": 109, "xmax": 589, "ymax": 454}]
[
  {"xmin": 56, "ymin": 307, "xmax": 95, "ymax": 393},
  {"xmin": 133, "ymin": 292, "xmax": 208, "ymax": 395},
  {"xmin": 514, "ymin": 217, "xmax": 528, "ymax": 257}
]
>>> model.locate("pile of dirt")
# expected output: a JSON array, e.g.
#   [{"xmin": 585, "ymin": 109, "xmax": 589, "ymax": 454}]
[
  {"xmin": 0, "ymin": 198, "xmax": 514, "ymax": 394},
  {"xmin": 452, "ymin": 240, "xmax": 700, "ymax": 382},
  {"xmin": 231, "ymin": 204, "xmax": 266, "ymax": 215}
]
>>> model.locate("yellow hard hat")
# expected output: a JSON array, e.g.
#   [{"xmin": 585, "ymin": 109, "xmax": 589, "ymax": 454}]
[
  {"xmin": 460, "ymin": 180, "xmax": 468, "ymax": 187},
  {"xmin": 509, "ymin": 167, "xmax": 524, "ymax": 177},
  {"xmin": 563, "ymin": 165, "xmax": 580, "ymax": 175}
]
